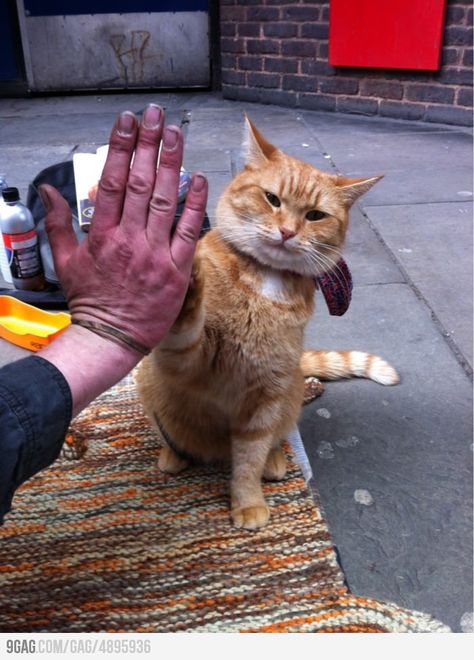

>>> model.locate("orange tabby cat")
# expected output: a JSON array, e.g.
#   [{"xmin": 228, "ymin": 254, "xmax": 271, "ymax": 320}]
[{"xmin": 135, "ymin": 117, "xmax": 399, "ymax": 530}]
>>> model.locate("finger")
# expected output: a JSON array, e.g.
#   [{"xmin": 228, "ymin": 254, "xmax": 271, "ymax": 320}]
[
  {"xmin": 146, "ymin": 125, "xmax": 183, "ymax": 247},
  {"xmin": 120, "ymin": 104, "xmax": 164, "ymax": 233},
  {"xmin": 89, "ymin": 111, "xmax": 138, "ymax": 237},
  {"xmin": 40, "ymin": 184, "xmax": 78, "ymax": 275},
  {"xmin": 170, "ymin": 173, "xmax": 207, "ymax": 271}
]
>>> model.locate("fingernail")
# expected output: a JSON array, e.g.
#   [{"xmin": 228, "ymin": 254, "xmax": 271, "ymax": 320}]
[
  {"xmin": 163, "ymin": 126, "xmax": 179, "ymax": 150},
  {"xmin": 191, "ymin": 174, "xmax": 206, "ymax": 193},
  {"xmin": 39, "ymin": 185, "xmax": 51, "ymax": 212},
  {"xmin": 117, "ymin": 111, "xmax": 136, "ymax": 137},
  {"xmin": 142, "ymin": 104, "xmax": 162, "ymax": 129}
]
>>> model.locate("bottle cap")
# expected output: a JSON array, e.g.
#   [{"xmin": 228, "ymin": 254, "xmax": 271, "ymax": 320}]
[{"xmin": 2, "ymin": 187, "xmax": 20, "ymax": 203}]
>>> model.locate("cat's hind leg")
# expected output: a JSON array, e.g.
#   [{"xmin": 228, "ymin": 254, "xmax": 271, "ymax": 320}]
[
  {"xmin": 158, "ymin": 444, "xmax": 189, "ymax": 475},
  {"xmin": 152, "ymin": 412, "xmax": 191, "ymax": 474},
  {"xmin": 134, "ymin": 363, "xmax": 191, "ymax": 475},
  {"xmin": 263, "ymin": 445, "xmax": 287, "ymax": 481}
]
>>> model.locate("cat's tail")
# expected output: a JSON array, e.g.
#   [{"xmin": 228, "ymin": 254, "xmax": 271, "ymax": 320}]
[{"xmin": 300, "ymin": 350, "xmax": 399, "ymax": 386}]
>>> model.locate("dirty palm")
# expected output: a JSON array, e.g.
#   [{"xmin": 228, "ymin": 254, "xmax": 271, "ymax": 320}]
[{"xmin": 135, "ymin": 118, "xmax": 399, "ymax": 530}]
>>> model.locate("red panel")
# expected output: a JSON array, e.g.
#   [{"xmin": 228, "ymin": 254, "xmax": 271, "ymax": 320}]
[{"xmin": 329, "ymin": 0, "xmax": 447, "ymax": 71}]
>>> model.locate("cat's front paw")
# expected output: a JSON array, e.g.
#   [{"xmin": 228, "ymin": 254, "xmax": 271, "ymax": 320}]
[
  {"xmin": 170, "ymin": 254, "xmax": 205, "ymax": 333},
  {"xmin": 231, "ymin": 505, "xmax": 270, "ymax": 530}
]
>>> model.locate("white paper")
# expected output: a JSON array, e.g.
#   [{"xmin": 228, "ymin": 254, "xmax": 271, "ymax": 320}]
[{"xmin": 72, "ymin": 145, "xmax": 109, "ymax": 231}]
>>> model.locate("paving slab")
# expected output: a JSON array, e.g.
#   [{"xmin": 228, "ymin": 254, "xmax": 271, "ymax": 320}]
[
  {"xmin": 0, "ymin": 94, "xmax": 150, "ymax": 118},
  {"xmin": 0, "ymin": 339, "xmax": 27, "ymax": 369},
  {"xmin": 319, "ymin": 132, "xmax": 472, "ymax": 177},
  {"xmin": 0, "ymin": 109, "xmax": 186, "ymax": 147},
  {"xmin": 315, "ymin": 130, "xmax": 473, "ymax": 206},
  {"xmin": 301, "ymin": 282, "xmax": 473, "ymax": 633},
  {"xmin": 0, "ymin": 145, "xmax": 74, "ymax": 201},
  {"xmin": 0, "ymin": 91, "xmax": 198, "ymax": 117},
  {"xmin": 300, "ymin": 108, "xmax": 472, "ymax": 137},
  {"xmin": 366, "ymin": 202, "xmax": 473, "ymax": 369},
  {"xmin": 0, "ymin": 111, "xmax": 119, "ymax": 146},
  {"xmin": 203, "ymin": 172, "xmax": 233, "ymax": 223},
  {"xmin": 359, "ymin": 167, "xmax": 473, "ymax": 207},
  {"xmin": 186, "ymin": 105, "xmax": 323, "ymax": 153},
  {"xmin": 341, "ymin": 206, "xmax": 406, "ymax": 286},
  {"xmin": 183, "ymin": 148, "xmax": 232, "ymax": 174},
  {"xmin": 229, "ymin": 143, "xmax": 332, "ymax": 176},
  {"xmin": 184, "ymin": 115, "xmax": 250, "ymax": 151}
]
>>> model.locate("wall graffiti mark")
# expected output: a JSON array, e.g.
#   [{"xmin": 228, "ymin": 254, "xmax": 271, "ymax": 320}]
[{"xmin": 109, "ymin": 30, "xmax": 151, "ymax": 85}]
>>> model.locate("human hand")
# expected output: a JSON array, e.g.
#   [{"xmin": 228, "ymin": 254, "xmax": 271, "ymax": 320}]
[{"xmin": 39, "ymin": 105, "xmax": 208, "ymax": 353}]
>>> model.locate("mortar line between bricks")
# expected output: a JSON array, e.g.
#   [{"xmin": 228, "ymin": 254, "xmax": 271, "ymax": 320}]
[{"xmin": 300, "ymin": 112, "xmax": 473, "ymax": 380}]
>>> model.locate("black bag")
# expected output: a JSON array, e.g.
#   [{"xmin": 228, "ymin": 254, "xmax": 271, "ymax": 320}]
[{"xmin": 1, "ymin": 161, "xmax": 210, "ymax": 309}]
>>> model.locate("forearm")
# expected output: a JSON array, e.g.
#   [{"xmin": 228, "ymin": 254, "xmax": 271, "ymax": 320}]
[
  {"xmin": 39, "ymin": 325, "xmax": 142, "ymax": 418},
  {"xmin": 0, "ymin": 355, "xmax": 72, "ymax": 523}
]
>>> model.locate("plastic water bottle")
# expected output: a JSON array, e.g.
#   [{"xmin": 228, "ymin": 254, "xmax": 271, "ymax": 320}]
[{"xmin": 0, "ymin": 186, "xmax": 45, "ymax": 290}]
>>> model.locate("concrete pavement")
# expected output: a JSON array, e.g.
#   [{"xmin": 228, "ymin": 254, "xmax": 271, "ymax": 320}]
[{"xmin": 0, "ymin": 91, "xmax": 472, "ymax": 631}]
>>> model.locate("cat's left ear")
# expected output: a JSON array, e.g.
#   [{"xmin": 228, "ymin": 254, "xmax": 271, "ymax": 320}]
[
  {"xmin": 243, "ymin": 114, "xmax": 277, "ymax": 168},
  {"xmin": 335, "ymin": 175, "xmax": 384, "ymax": 206}
]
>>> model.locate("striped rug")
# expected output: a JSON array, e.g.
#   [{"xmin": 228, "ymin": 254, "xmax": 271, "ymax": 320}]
[{"xmin": 0, "ymin": 375, "xmax": 449, "ymax": 633}]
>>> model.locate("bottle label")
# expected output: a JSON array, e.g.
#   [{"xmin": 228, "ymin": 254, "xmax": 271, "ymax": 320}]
[{"xmin": 2, "ymin": 229, "xmax": 43, "ymax": 279}]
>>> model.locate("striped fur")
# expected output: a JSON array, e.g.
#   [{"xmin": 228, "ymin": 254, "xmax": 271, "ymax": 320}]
[{"xmin": 301, "ymin": 349, "xmax": 399, "ymax": 386}]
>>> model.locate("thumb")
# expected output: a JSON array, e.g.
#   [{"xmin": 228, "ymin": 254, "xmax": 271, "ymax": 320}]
[{"xmin": 39, "ymin": 184, "xmax": 78, "ymax": 274}]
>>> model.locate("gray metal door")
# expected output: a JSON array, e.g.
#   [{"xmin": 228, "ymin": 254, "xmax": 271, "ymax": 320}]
[{"xmin": 18, "ymin": 0, "xmax": 210, "ymax": 91}]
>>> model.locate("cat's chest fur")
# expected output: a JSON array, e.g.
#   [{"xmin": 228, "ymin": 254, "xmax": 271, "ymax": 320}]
[
  {"xmin": 201, "ymin": 257, "xmax": 314, "ymax": 383},
  {"xmin": 203, "ymin": 234, "xmax": 314, "ymax": 328},
  {"xmin": 256, "ymin": 270, "xmax": 290, "ymax": 303}
]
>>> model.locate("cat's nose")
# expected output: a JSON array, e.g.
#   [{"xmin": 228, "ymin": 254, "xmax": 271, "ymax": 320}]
[{"xmin": 280, "ymin": 227, "xmax": 296, "ymax": 242}]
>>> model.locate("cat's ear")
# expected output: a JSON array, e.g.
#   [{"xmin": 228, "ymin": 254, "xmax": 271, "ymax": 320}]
[
  {"xmin": 243, "ymin": 114, "xmax": 277, "ymax": 167},
  {"xmin": 334, "ymin": 175, "xmax": 383, "ymax": 205}
]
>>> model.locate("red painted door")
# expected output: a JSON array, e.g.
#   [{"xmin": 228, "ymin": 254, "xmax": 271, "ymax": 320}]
[{"xmin": 329, "ymin": 0, "xmax": 447, "ymax": 71}]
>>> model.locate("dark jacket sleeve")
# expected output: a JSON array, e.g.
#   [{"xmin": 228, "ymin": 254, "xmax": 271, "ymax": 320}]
[{"xmin": 0, "ymin": 355, "xmax": 72, "ymax": 524}]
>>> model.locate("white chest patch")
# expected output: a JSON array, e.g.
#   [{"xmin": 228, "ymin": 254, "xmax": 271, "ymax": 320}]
[{"xmin": 259, "ymin": 271, "xmax": 288, "ymax": 302}]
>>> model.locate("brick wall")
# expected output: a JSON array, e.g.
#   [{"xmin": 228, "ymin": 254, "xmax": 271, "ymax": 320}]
[{"xmin": 219, "ymin": 0, "xmax": 473, "ymax": 126}]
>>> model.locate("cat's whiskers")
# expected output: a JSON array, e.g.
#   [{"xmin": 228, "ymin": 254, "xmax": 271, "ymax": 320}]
[
  {"xmin": 312, "ymin": 239, "xmax": 342, "ymax": 258},
  {"xmin": 216, "ymin": 226, "xmax": 257, "ymax": 247},
  {"xmin": 308, "ymin": 249, "xmax": 339, "ymax": 275},
  {"xmin": 302, "ymin": 244, "xmax": 338, "ymax": 273},
  {"xmin": 218, "ymin": 212, "xmax": 258, "ymax": 225},
  {"xmin": 306, "ymin": 249, "xmax": 350, "ymax": 291},
  {"xmin": 304, "ymin": 252, "xmax": 333, "ymax": 278}
]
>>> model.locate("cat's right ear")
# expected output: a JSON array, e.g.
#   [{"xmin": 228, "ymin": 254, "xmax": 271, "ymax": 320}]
[
  {"xmin": 243, "ymin": 114, "xmax": 277, "ymax": 168},
  {"xmin": 334, "ymin": 174, "xmax": 384, "ymax": 206}
]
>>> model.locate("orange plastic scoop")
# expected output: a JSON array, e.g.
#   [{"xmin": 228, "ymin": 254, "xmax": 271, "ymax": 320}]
[{"xmin": 0, "ymin": 295, "xmax": 70, "ymax": 351}]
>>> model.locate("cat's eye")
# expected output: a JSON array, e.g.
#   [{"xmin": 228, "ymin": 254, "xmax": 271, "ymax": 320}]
[
  {"xmin": 265, "ymin": 192, "xmax": 281, "ymax": 208},
  {"xmin": 305, "ymin": 210, "xmax": 326, "ymax": 221}
]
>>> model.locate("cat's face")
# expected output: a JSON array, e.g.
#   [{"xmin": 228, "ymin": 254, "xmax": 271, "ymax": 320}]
[{"xmin": 216, "ymin": 117, "xmax": 382, "ymax": 277}]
